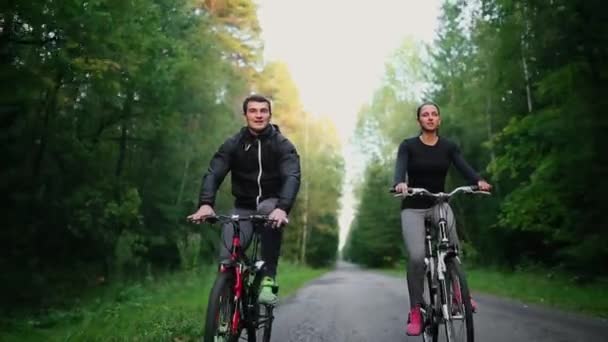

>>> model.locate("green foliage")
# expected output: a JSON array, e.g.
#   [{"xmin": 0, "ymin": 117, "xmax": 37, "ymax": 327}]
[
  {"xmin": 0, "ymin": 0, "xmax": 261, "ymax": 310},
  {"xmin": 0, "ymin": 263, "xmax": 326, "ymax": 341},
  {"xmin": 422, "ymin": 0, "xmax": 608, "ymax": 273},
  {"xmin": 347, "ymin": 0, "xmax": 608, "ymax": 276},
  {"xmin": 175, "ymin": 232, "xmax": 203, "ymax": 271},
  {"xmin": 255, "ymin": 62, "xmax": 345, "ymax": 267},
  {"xmin": 0, "ymin": 0, "xmax": 344, "ymax": 315},
  {"xmin": 344, "ymin": 160, "xmax": 402, "ymax": 267},
  {"xmin": 305, "ymin": 214, "xmax": 339, "ymax": 267},
  {"xmin": 344, "ymin": 38, "xmax": 427, "ymax": 268},
  {"xmin": 353, "ymin": 38, "xmax": 424, "ymax": 164}
]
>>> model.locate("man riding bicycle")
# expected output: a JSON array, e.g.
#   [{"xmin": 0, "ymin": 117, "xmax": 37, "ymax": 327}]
[
  {"xmin": 393, "ymin": 101, "xmax": 491, "ymax": 336},
  {"xmin": 188, "ymin": 94, "xmax": 301, "ymax": 305}
]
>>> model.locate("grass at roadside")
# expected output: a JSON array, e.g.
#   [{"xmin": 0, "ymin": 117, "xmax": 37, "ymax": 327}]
[
  {"xmin": 378, "ymin": 265, "xmax": 608, "ymax": 318},
  {"xmin": 1, "ymin": 262, "xmax": 327, "ymax": 341},
  {"xmin": 466, "ymin": 268, "xmax": 608, "ymax": 318}
]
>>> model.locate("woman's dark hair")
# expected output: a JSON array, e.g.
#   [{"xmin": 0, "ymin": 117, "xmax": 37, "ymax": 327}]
[
  {"xmin": 416, "ymin": 101, "xmax": 440, "ymax": 119},
  {"xmin": 242, "ymin": 94, "xmax": 272, "ymax": 115}
]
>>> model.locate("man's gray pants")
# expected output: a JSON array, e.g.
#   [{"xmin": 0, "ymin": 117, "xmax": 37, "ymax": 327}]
[{"xmin": 219, "ymin": 198, "xmax": 282, "ymax": 278}]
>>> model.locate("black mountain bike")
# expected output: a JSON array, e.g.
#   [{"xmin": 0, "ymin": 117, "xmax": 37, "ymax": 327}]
[{"xmin": 203, "ymin": 214, "xmax": 276, "ymax": 342}]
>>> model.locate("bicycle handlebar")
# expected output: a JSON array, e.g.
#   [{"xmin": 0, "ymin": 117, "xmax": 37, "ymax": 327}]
[
  {"xmin": 203, "ymin": 214, "xmax": 271, "ymax": 225},
  {"xmin": 389, "ymin": 185, "xmax": 491, "ymax": 199}
]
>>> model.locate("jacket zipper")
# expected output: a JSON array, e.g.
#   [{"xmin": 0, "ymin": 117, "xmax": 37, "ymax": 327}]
[{"xmin": 256, "ymin": 139, "xmax": 263, "ymax": 207}]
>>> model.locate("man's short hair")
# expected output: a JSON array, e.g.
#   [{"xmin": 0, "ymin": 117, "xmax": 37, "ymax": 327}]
[{"xmin": 242, "ymin": 94, "xmax": 272, "ymax": 115}]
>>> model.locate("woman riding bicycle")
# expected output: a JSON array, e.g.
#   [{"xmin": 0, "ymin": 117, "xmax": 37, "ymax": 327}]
[{"xmin": 393, "ymin": 101, "xmax": 491, "ymax": 336}]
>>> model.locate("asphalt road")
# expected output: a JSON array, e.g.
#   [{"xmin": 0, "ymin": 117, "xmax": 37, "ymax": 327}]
[{"xmin": 270, "ymin": 262, "xmax": 608, "ymax": 342}]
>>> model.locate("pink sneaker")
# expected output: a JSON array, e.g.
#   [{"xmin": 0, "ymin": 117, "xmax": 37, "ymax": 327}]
[
  {"xmin": 451, "ymin": 279, "xmax": 478, "ymax": 314},
  {"xmin": 452, "ymin": 293, "xmax": 478, "ymax": 314},
  {"xmin": 406, "ymin": 305, "xmax": 423, "ymax": 336},
  {"xmin": 470, "ymin": 296, "xmax": 478, "ymax": 313}
]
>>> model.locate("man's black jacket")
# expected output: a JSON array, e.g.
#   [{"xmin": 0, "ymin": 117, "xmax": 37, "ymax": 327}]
[{"xmin": 198, "ymin": 124, "xmax": 301, "ymax": 213}]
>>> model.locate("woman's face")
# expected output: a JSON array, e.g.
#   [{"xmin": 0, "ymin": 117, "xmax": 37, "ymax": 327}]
[{"xmin": 417, "ymin": 104, "xmax": 441, "ymax": 132}]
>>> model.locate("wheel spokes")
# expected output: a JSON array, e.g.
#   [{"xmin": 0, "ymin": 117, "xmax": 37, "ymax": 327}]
[{"xmin": 445, "ymin": 270, "xmax": 469, "ymax": 341}]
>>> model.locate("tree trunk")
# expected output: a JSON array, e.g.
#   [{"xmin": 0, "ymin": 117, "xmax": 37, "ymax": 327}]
[
  {"xmin": 485, "ymin": 95, "xmax": 496, "ymax": 162},
  {"xmin": 0, "ymin": 2, "xmax": 14, "ymax": 64},
  {"xmin": 300, "ymin": 116, "xmax": 310, "ymax": 264},
  {"xmin": 300, "ymin": 180, "xmax": 308, "ymax": 264},
  {"xmin": 33, "ymin": 74, "xmax": 62, "ymax": 179},
  {"xmin": 176, "ymin": 155, "xmax": 191, "ymax": 207},
  {"xmin": 520, "ymin": 3, "xmax": 533, "ymax": 113},
  {"xmin": 115, "ymin": 92, "xmax": 133, "ymax": 177},
  {"xmin": 115, "ymin": 121, "xmax": 128, "ymax": 177}
]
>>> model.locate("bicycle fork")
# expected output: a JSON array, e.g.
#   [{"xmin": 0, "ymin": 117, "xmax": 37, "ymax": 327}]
[
  {"xmin": 437, "ymin": 219, "xmax": 458, "ymax": 342},
  {"xmin": 423, "ymin": 224, "xmax": 438, "ymax": 332},
  {"xmin": 232, "ymin": 259, "xmax": 268, "ymax": 335},
  {"xmin": 230, "ymin": 264, "xmax": 243, "ymax": 335},
  {"xmin": 436, "ymin": 219, "xmax": 453, "ymax": 322}
]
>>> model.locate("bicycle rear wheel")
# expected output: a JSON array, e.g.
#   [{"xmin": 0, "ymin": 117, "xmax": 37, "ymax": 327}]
[
  {"xmin": 443, "ymin": 259, "xmax": 474, "ymax": 342},
  {"xmin": 204, "ymin": 272, "xmax": 241, "ymax": 342}
]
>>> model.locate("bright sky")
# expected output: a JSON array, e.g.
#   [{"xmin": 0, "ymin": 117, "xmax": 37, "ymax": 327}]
[{"xmin": 256, "ymin": 0, "xmax": 441, "ymax": 250}]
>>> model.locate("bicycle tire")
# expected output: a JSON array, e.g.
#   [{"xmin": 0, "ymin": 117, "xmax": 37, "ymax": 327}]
[
  {"xmin": 251, "ymin": 271, "xmax": 274, "ymax": 342},
  {"xmin": 203, "ymin": 272, "xmax": 241, "ymax": 342},
  {"xmin": 423, "ymin": 268, "xmax": 439, "ymax": 342},
  {"xmin": 249, "ymin": 304, "xmax": 272, "ymax": 342},
  {"xmin": 443, "ymin": 258, "xmax": 474, "ymax": 342}
]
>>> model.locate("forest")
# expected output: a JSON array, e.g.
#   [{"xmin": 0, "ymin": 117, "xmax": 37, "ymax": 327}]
[
  {"xmin": 344, "ymin": 0, "xmax": 608, "ymax": 280},
  {"xmin": 1, "ymin": 0, "xmax": 343, "ymax": 313},
  {"xmin": 2, "ymin": 0, "xmax": 607, "ymax": 333}
]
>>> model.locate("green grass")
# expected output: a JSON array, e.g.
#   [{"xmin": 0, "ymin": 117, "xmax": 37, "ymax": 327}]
[
  {"xmin": 466, "ymin": 268, "xmax": 608, "ymax": 318},
  {"xmin": 1, "ymin": 262, "xmax": 327, "ymax": 341},
  {"xmin": 276, "ymin": 263, "xmax": 328, "ymax": 297},
  {"xmin": 377, "ymin": 265, "xmax": 608, "ymax": 318}
]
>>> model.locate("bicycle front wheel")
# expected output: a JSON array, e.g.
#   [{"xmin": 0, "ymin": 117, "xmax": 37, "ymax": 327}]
[
  {"xmin": 443, "ymin": 258, "xmax": 474, "ymax": 342},
  {"xmin": 255, "ymin": 304, "xmax": 274, "ymax": 342},
  {"xmin": 250, "ymin": 271, "xmax": 274, "ymax": 342},
  {"xmin": 203, "ymin": 272, "xmax": 241, "ymax": 342},
  {"xmin": 423, "ymin": 269, "xmax": 439, "ymax": 342}
]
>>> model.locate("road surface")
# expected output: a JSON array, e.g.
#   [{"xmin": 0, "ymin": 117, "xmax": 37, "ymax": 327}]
[{"xmin": 270, "ymin": 262, "xmax": 608, "ymax": 342}]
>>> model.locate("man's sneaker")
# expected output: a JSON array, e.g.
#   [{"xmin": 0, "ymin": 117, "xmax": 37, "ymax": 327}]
[
  {"xmin": 406, "ymin": 305, "xmax": 423, "ymax": 336},
  {"xmin": 258, "ymin": 276, "xmax": 278, "ymax": 305}
]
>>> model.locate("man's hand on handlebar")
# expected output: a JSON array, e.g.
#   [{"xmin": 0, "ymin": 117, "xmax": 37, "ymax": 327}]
[
  {"xmin": 187, "ymin": 204, "xmax": 216, "ymax": 224},
  {"xmin": 268, "ymin": 208, "xmax": 289, "ymax": 229}
]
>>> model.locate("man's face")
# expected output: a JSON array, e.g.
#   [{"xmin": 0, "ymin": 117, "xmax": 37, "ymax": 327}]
[
  {"xmin": 245, "ymin": 101, "xmax": 271, "ymax": 133},
  {"xmin": 418, "ymin": 104, "xmax": 441, "ymax": 132}
]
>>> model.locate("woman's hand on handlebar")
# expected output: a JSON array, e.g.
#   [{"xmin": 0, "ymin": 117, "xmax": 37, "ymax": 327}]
[
  {"xmin": 477, "ymin": 180, "xmax": 492, "ymax": 192},
  {"xmin": 394, "ymin": 182, "xmax": 408, "ymax": 196}
]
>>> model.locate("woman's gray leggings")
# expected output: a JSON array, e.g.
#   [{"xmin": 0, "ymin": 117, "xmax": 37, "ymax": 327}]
[{"xmin": 401, "ymin": 203, "xmax": 458, "ymax": 308}]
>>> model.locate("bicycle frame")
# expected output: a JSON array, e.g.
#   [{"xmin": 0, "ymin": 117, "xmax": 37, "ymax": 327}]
[
  {"xmin": 431, "ymin": 204, "xmax": 457, "ymax": 324},
  {"xmin": 215, "ymin": 215, "xmax": 267, "ymax": 336}
]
